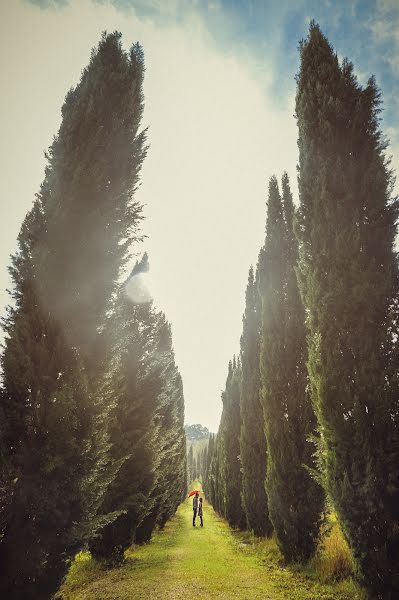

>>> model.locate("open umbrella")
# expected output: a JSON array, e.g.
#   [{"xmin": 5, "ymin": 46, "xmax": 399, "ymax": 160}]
[{"xmin": 188, "ymin": 489, "xmax": 200, "ymax": 497}]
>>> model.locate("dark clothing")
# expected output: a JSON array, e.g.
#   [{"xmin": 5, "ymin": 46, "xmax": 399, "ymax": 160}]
[
  {"xmin": 200, "ymin": 515, "xmax": 203, "ymax": 527},
  {"xmin": 192, "ymin": 495, "xmax": 199, "ymax": 526},
  {"xmin": 198, "ymin": 501, "xmax": 203, "ymax": 526}
]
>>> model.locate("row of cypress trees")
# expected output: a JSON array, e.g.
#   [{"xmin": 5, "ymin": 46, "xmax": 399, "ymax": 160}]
[
  {"xmin": 187, "ymin": 443, "xmax": 208, "ymax": 483},
  {"xmin": 206, "ymin": 23, "xmax": 399, "ymax": 599},
  {"xmin": 0, "ymin": 32, "xmax": 186, "ymax": 600},
  {"xmin": 205, "ymin": 173, "xmax": 321, "ymax": 558}
]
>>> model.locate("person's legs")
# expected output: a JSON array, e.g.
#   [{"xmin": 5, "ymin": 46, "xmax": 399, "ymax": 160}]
[
  {"xmin": 193, "ymin": 509, "xmax": 197, "ymax": 526},
  {"xmin": 200, "ymin": 515, "xmax": 203, "ymax": 527}
]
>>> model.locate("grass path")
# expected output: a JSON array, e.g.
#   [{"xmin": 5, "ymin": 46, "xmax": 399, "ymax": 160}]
[{"xmin": 59, "ymin": 493, "xmax": 365, "ymax": 600}]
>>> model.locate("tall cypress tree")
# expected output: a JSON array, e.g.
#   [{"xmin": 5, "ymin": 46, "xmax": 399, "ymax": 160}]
[
  {"xmin": 201, "ymin": 445, "xmax": 208, "ymax": 479},
  {"xmin": 218, "ymin": 358, "xmax": 246, "ymax": 528},
  {"xmin": 204, "ymin": 433, "xmax": 215, "ymax": 500},
  {"xmin": 296, "ymin": 22, "xmax": 399, "ymax": 597},
  {"xmin": 260, "ymin": 175, "xmax": 323, "ymax": 562},
  {"xmin": 187, "ymin": 445, "xmax": 194, "ymax": 484},
  {"xmin": 240, "ymin": 266, "xmax": 273, "ymax": 536},
  {"xmin": 135, "ymin": 316, "xmax": 186, "ymax": 542},
  {"xmin": 40, "ymin": 34, "xmax": 146, "ymax": 367},
  {"xmin": 0, "ymin": 32, "xmax": 147, "ymax": 599},
  {"xmin": 0, "ymin": 201, "xmax": 96, "ymax": 599},
  {"xmin": 89, "ymin": 255, "xmax": 162, "ymax": 565}
]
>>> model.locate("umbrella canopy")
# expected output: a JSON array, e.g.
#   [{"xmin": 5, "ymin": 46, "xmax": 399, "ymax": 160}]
[{"xmin": 188, "ymin": 489, "xmax": 200, "ymax": 497}]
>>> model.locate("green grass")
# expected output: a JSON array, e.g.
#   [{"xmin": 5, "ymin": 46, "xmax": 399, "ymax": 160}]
[
  {"xmin": 57, "ymin": 490, "xmax": 366, "ymax": 600},
  {"xmin": 309, "ymin": 515, "xmax": 355, "ymax": 583}
]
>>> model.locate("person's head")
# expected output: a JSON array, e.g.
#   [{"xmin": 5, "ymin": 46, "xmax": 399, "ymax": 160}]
[
  {"xmin": 199, "ymin": 497, "xmax": 203, "ymax": 503},
  {"xmin": 195, "ymin": 492, "xmax": 199, "ymax": 497}
]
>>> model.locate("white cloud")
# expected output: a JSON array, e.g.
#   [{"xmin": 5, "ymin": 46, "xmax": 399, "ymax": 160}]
[
  {"xmin": 0, "ymin": 0, "xmax": 299, "ymax": 431},
  {"xmin": 365, "ymin": 0, "xmax": 399, "ymax": 188}
]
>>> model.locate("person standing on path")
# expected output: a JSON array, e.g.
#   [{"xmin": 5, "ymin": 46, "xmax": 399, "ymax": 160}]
[
  {"xmin": 198, "ymin": 497, "xmax": 204, "ymax": 527},
  {"xmin": 193, "ymin": 492, "xmax": 199, "ymax": 526}
]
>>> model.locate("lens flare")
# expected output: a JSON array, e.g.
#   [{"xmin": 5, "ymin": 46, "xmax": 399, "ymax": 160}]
[{"xmin": 125, "ymin": 271, "xmax": 153, "ymax": 304}]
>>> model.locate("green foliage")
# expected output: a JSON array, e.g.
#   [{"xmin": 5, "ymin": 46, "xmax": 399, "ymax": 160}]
[
  {"xmin": 208, "ymin": 360, "xmax": 246, "ymax": 529},
  {"xmin": 187, "ymin": 445, "xmax": 194, "ymax": 484},
  {"xmin": 39, "ymin": 34, "xmax": 147, "ymax": 365},
  {"xmin": 259, "ymin": 174, "xmax": 324, "ymax": 563},
  {"xmin": 203, "ymin": 433, "xmax": 215, "ymax": 493},
  {"xmin": 135, "ymin": 315, "xmax": 187, "ymax": 541},
  {"xmin": 295, "ymin": 22, "xmax": 399, "ymax": 598},
  {"xmin": 185, "ymin": 424, "xmax": 209, "ymax": 483},
  {"xmin": 185, "ymin": 423, "xmax": 210, "ymax": 443},
  {"xmin": 89, "ymin": 255, "xmax": 169, "ymax": 565},
  {"xmin": 239, "ymin": 266, "xmax": 273, "ymax": 536},
  {"xmin": 0, "ymin": 32, "xmax": 147, "ymax": 598}
]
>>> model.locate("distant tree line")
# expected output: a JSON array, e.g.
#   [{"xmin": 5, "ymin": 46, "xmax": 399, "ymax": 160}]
[
  {"xmin": 0, "ymin": 32, "xmax": 186, "ymax": 600},
  {"xmin": 187, "ymin": 441, "xmax": 209, "ymax": 484},
  {"xmin": 205, "ymin": 23, "xmax": 399, "ymax": 600},
  {"xmin": 185, "ymin": 423, "xmax": 210, "ymax": 443}
]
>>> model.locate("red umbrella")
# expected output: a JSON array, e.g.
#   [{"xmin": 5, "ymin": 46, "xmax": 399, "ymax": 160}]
[{"xmin": 188, "ymin": 489, "xmax": 200, "ymax": 497}]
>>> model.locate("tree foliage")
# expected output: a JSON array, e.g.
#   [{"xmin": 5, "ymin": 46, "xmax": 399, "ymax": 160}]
[
  {"xmin": 260, "ymin": 174, "xmax": 324, "ymax": 562},
  {"xmin": 295, "ymin": 22, "xmax": 399, "ymax": 597},
  {"xmin": 0, "ymin": 32, "xmax": 186, "ymax": 598},
  {"xmin": 240, "ymin": 266, "xmax": 273, "ymax": 536},
  {"xmin": 207, "ymin": 359, "xmax": 246, "ymax": 528}
]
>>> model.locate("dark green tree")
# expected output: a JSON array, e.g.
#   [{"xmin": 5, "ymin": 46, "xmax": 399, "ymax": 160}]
[
  {"xmin": 135, "ymin": 315, "xmax": 186, "ymax": 542},
  {"xmin": 208, "ymin": 432, "xmax": 223, "ymax": 514},
  {"xmin": 187, "ymin": 445, "xmax": 194, "ymax": 484},
  {"xmin": 40, "ymin": 35, "xmax": 146, "ymax": 367},
  {"xmin": 217, "ymin": 359, "xmax": 246, "ymax": 528},
  {"xmin": 89, "ymin": 255, "xmax": 163, "ymax": 565},
  {"xmin": 260, "ymin": 175, "xmax": 323, "ymax": 562},
  {"xmin": 201, "ymin": 445, "xmax": 208, "ymax": 480},
  {"xmin": 0, "ymin": 32, "xmax": 146, "ymax": 599},
  {"xmin": 240, "ymin": 266, "xmax": 273, "ymax": 536},
  {"xmin": 204, "ymin": 433, "xmax": 215, "ymax": 498},
  {"xmin": 295, "ymin": 22, "xmax": 399, "ymax": 597}
]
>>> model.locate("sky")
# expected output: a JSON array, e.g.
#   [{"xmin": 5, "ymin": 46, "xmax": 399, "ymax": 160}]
[{"xmin": 1, "ymin": 0, "xmax": 399, "ymax": 432}]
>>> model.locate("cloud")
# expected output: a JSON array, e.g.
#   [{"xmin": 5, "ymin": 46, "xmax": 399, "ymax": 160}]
[
  {"xmin": 3, "ymin": 0, "xmax": 398, "ymax": 430},
  {"xmin": 25, "ymin": 0, "xmax": 68, "ymax": 8},
  {"xmin": 363, "ymin": 0, "xmax": 399, "ymax": 184},
  {"xmin": 1, "ymin": 0, "xmax": 298, "ymax": 432}
]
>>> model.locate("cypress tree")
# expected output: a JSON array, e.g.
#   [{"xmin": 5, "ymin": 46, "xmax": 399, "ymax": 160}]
[
  {"xmin": 201, "ymin": 445, "xmax": 208, "ymax": 479},
  {"xmin": 204, "ymin": 433, "xmax": 215, "ymax": 500},
  {"xmin": 240, "ymin": 266, "xmax": 273, "ymax": 536},
  {"xmin": 218, "ymin": 359, "xmax": 246, "ymax": 528},
  {"xmin": 187, "ymin": 445, "xmax": 194, "ymax": 484},
  {"xmin": 88, "ymin": 255, "xmax": 162, "ymax": 564},
  {"xmin": 0, "ymin": 202, "xmax": 97, "ymax": 599},
  {"xmin": 40, "ymin": 34, "xmax": 146, "ymax": 367},
  {"xmin": 0, "ymin": 32, "xmax": 146, "ymax": 598},
  {"xmin": 209, "ymin": 432, "xmax": 223, "ymax": 514},
  {"xmin": 135, "ymin": 316, "xmax": 186, "ymax": 542},
  {"xmin": 260, "ymin": 175, "xmax": 323, "ymax": 562},
  {"xmin": 296, "ymin": 22, "xmax": 399, "ymax": 596}
]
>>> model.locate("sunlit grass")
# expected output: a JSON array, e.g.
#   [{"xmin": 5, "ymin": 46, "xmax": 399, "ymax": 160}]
[
  {"xmin": 311, "ymin": 516, "xmax": 355, "ymax": 583},
  {"xmin": 58, "ymin": 488, "xmax": 365, "ymax": 600}
]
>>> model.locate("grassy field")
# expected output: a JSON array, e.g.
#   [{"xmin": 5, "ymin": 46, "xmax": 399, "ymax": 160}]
[{"xmin": 58, "ymin": 491, "xmax": 366, "ymax": 600}]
